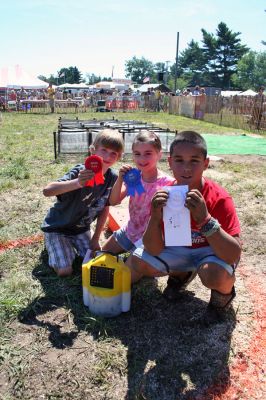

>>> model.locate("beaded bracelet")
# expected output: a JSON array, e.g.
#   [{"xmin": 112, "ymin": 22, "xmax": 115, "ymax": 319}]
[{"xmin": 200, "ymin": 217, "xmax": 220, "ymax": 237}]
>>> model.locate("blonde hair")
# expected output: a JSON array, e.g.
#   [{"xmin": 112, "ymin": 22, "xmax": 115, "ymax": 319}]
[
  {"xmin": 132, "ymin": 130, "xmax": 162, "ymax": 152},
  {"xmin": 92, "ymin": 129, "xmax": 124, "ymax": 154}
]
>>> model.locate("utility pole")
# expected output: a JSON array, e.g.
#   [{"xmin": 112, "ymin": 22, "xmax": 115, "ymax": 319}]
[
  {"xmin": 165, "ymin": 61, "xmax": 170, "ymax": 85},
  {"xmin": 174, "ymin": 32, "xmax": 179, "ymax": 93}
]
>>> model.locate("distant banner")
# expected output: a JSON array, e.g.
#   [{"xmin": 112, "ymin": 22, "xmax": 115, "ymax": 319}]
[{"xmin": 105, "ymin": 97, "xmax": 138, "ymax": 111}]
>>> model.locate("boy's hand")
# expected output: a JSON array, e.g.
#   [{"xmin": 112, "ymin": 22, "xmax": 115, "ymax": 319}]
[
  {"xmin": 118, "ymin": 164, "xmax": 132, "ymax": 179},
  {"xmin": 151, "ymin": 190, "xmax": 169, "ymax": 219},
  {"xmin": 185, "ymin": 189, "xmax": 209, "ymax": 224},
  {"xmin": 77, "ymin": 168, "xmax": 95, "ymax": 187},
  {"xmin": 90, "ymin": 236, "xmax": 101, "ymax": 256}
]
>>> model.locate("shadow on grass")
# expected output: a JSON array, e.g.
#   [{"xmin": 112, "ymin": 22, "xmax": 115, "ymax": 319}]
[{"xmin": 19, "ymin": 249, "xmax": 236, "ymax": 400}]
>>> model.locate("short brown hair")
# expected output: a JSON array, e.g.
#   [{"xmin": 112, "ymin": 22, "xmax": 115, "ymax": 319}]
[
  {"xmin": 170, "ymin": 131, "xmax": 207, "ymax": 158},
  {"xmin": 132, "ymin": 130, "xmax": 162, "ymax": 152},
  {"xmin": 93, "ymin": 129, "xmax": 124, "ymax": 154}
]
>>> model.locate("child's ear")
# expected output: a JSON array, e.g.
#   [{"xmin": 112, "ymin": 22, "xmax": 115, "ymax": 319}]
[
  {"xmin": 167, "ymin": 155, "xmax": 172, "ymax": 169},
  {"xmin": 204, "ymin": 157, "xmax": 210, "ymax": 170},
  {"xmin": 158, "ymin": 150, "xmax": 163, "ymax": 161},
  {"xmin": 89, "ymin": 145, "xmax": 95, "ymax": 154}
]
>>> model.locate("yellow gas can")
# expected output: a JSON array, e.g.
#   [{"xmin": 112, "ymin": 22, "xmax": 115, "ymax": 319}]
[{"xmin": 82, "ymin": 252, "xmax": 131, "ymax": 317}]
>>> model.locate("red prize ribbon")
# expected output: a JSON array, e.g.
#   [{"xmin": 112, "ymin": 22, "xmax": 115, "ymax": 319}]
[{"xmin": 84, "ymin": 155, "xmax": 105, "ymax": 186}]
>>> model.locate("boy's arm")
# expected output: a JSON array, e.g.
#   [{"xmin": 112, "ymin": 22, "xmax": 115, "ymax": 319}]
[
  {"xmin": 185, "ymin": 189, "xmax": 241, "ymax": 265},
  {"xmin": 43, "ymin": 169, "xmax": 94, "ymax": 197},
  {"xmin": 203, "ymin": 231, "xmax": 241, "ymax": 265},
  {"xmin": 143, "ymin": 190, "xmax": 168, "ymax": 255},
  {"xmin": 109, "ymin": 165, "xmax": 131, "ymax": 205},
  {"xmin": 90, "ymin": 206, "xmax": 110, "ymax": 251}
]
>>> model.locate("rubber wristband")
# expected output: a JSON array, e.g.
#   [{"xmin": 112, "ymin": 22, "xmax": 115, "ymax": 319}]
[{"xmin": 196, "ymin": 213, "xmax": 211, "ymax": 229}]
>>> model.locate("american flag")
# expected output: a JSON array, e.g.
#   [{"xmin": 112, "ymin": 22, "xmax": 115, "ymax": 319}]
[{"xmin": 143, "ymin": 77, "xmax": 150, "ymax": 83}]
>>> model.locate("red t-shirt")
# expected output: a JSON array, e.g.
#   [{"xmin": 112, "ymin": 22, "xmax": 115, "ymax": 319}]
[
  {"xmin": 162, "ymin": 178, "xmax": 241, "ymax": 248},
  {"xmin": 189, "ymin": 178, "xmax": 241, "ymax": 248}
]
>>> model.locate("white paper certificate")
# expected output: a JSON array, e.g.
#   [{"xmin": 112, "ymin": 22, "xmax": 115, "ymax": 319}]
[{"xmin": 163, "ymin": 185, "xmax": 192, "ymax": 246}]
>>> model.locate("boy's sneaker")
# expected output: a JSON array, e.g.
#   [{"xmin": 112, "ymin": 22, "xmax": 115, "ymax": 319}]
[
  {"xmin": 163, "ymin": 271, "xmax": 197, "ymax": 301},
  {"xmin": 204, "ymin": 286, "xmax": 236, "ymax": 325}
]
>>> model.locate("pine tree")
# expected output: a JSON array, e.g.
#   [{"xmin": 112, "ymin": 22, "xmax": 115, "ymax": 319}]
[{"xmin": 202, "ymin": 22, "xmax": 249, "ymax": 88}]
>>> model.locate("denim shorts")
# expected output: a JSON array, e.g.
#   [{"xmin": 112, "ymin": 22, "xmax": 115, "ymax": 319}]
[
  {"xmin": 113, "ymin": 227, "xmax": 136, "ymax": 252},
  {"xmin": 44, "ymin": 231, "xmax": 91, "ymax": 270},
  {"xmin": 133, "ymin": 245, "xmax": 235, "ymax": 276}
]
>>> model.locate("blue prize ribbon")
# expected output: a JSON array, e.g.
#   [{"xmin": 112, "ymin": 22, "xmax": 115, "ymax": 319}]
[{"xmin": 123, "ymin": 168, "xmax": 145, "ymax": 197}]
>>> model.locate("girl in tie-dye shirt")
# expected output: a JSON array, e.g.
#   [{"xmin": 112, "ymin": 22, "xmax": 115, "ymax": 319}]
[{"xmin": 102, "ymin": 131, "xmax": 175, "ymax": 253}]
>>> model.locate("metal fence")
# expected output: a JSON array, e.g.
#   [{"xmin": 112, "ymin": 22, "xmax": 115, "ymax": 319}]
[{"xmin": 54, "ymin": 118, "xmax": 176, "ymax": 159}]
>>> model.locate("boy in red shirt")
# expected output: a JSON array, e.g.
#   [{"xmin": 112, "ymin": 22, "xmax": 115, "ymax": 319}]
[{"xmin": 127, "ymin": 131, "xmax": 241, "ymax": 322}]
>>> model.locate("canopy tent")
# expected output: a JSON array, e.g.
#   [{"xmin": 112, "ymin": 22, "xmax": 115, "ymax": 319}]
[
  {"xmin": 57, "ymin": 83, "xmax": 90, "ymax": 89},
  {"xmin": 0, "ymin": 65, "xmax": 47, "ymax": 89},
  {"xmin": 136, "ymin": 83, "xmax": 171, "ymax": 93},
  {"xmin": 92, "ymin": 81, "xmax": 129, "ymax": 91},
  {"xmin": 239, "ymin": 89, "xmax": 257, "ymax": 96},
  {"xmin": 221, "ymin": 90, "xmax": 242, "ymax": 97}
]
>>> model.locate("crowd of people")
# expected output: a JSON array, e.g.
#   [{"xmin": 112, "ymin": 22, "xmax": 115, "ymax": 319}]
[{"xmin": 1, "ymin": 84, "xmax": 265, "ymax": 128}]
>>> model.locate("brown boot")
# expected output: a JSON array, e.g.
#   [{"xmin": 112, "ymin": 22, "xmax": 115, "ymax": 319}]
[
  {"xmin": 163, "ymin": 271, "xmax": 197, "ymax": 301},
  {"xmin": 204, "ymin": 286, "xmax": 236, "ymax": 325}
]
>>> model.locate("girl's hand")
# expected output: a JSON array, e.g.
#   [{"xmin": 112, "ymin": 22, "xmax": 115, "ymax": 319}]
[
  {"xmin": 118, "ymin": 164, "xmax": 132, "ymax": 179},
  {"xmin": 184, "ymin": 189, "xmax": 209, "ymax": 224}
]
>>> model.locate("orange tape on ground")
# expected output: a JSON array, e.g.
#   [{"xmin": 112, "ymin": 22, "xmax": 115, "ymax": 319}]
[
  {"xmin": 204, "ymin": 262, "xmax": 266, "ymax": 399},
  {"xmin": 0, "ymin": 234, "xmax": 43, "ymax": 253}
]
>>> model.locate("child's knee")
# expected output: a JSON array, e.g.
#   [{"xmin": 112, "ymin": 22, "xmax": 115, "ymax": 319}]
[
  {"xmin": 198, "ymin": 263, "xmax": 235, "ymax": 288},
  {"xmin": 54, "ymin": 266, "xmax": 73, "ymax": 277},
  {"xmin": 102, "ymin": 235, "xmax": 124, "ymax": 253},
  {"xmin": 127, "ymin": 255, "xmax": 165, "ymax": 278}
]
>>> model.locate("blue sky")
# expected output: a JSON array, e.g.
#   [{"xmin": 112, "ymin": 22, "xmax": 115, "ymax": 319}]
[{"xmin": 1, "ymin": 0, "xmax": 265, "ymax": 80}]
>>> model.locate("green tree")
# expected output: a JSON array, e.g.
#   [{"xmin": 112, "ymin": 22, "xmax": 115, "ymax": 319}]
[
  {"xmin": 38, "ymin": 67, "xmax": 83, "ymax": 85},
  {"xmin": 85, "ymin": 73, "xmax": 112, "ymax": 84},
  {"xmin": 85, "ymin": 73, "xmax": 101, "ymax": 84},
  {"xmin": 125, "ymin": 56, "xmax": 154, "ymax": 83},
  {"xmin": 167, "ymin": 76, "xmax": 190, "ymax": 91},
  {"xmin": 202, "ymin": 22, "xmax": 249, "ymax": 88},
  {"xmin": 38, "ymin": 75, "xmax": 49, "ymax": 83},
  {"xmin": 37, "ymin": 73, "xmax": 57, "ymax": 85},
  {"xmin": 176, "ymin": 39, "xmax": 208, "ymax": 86},
  {"xmin": 232, "ymin": 51, "xmax": 266, "ymax": 90},
  {"xmin": 176, "ymin": 23, "xmax": 249, "ymax": 89},
  {"xmin": 57, "ymin": 66, "xmax": 83, "ymax": 84}
]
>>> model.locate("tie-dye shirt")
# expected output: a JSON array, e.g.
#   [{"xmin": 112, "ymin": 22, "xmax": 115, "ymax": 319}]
[{"xmin": 124, "ymin": 171, "xmax": 175, "ymax": 243}]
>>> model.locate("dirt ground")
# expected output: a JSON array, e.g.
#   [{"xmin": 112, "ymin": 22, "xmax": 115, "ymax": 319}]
[{"xmin": 0, "ymin": 155, "xmax": 265, "ymax": 400}]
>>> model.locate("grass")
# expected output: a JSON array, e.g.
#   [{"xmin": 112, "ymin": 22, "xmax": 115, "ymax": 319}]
[{"xmin": 0, "ymin": 110, "xmax": 265, "ymax": 399}]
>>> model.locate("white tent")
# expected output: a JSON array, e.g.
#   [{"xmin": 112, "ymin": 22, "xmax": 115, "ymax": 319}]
[
  {"xmin": 0, "ymin": 65, "xmax": 47, "ymax": 89},
  {"xmin": 57, "ymin": 83, "xmax": 90, "ymax": 89},
  {"xmin": 239, "ymin": 89, "xmax": 257, "ymax": 96},
  {"xmin": 137, "ymin": 83, "xmax": 171, "ymax": 93},
  {"xmin": 93, "ymin": 81, "xmax": 114, "ymax": 89},
  {"xmin": 221, "ymin": 90, "xmax": 242, "ymax": 97}
]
